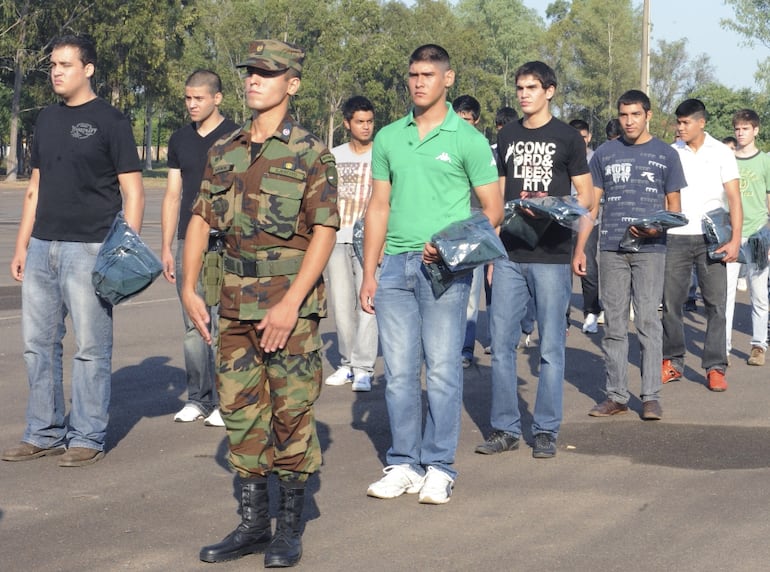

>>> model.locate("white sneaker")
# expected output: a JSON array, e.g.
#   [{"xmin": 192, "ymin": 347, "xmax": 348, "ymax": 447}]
[
  {"xmin": 367, "ymin": 464, "xmax": 425, "ymax": 499},
  {"xmin": 737, "ymin": 277, "xmax": 748, "ymax": 292},
  {"xmin": 418, "ymin": 466, "xmax": 454, "ymax": 505},
  {"xmin": 582, "ymin": 313, "xmax": 599, "ymax": 334},
  {"xmin": 173, "ymin": 404, "xmax": 204, "ymax": 423},
  {"xmin": 204, "ymin": 408, "xmax": 225, "ymax": 427},
  {"xmin": 325, "ymin": 367, "xmax": 352, "ymax": 386},
  {"xmin": 352, "ymin": 371, "xmax": 372, "ymax": 392},
  {"xmin": 597, "ymin": 311, "xmax": 605, "ymax": 325}
]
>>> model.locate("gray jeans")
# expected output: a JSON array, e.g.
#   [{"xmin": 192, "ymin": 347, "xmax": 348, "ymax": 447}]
[
  {"xmin": 662, "ymin": 234, "xmax": 727, "ymax": 373},
  {"xmin": 599, "ymin": 250, "xmax": 665, "ymax": 404}
]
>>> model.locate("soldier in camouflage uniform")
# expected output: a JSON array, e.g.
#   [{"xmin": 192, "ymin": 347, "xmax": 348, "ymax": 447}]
[{"xmin": 181, "ymin": 39, "xmax": 339, "ymax": 568}]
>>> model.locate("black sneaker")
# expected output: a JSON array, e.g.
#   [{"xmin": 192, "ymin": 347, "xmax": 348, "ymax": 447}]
[
  {"xmin": 532, "ymin": 433, "xmax": 556, "ymax": 459},
  {"xmin": 474, "ymin": 430, "xmax": 519, "ymax": 455}
]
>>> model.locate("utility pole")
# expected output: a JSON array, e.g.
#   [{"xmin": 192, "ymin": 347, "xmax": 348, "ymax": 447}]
[{"xmin": 641, "ymin": 0, "xmax": 651, "ymax": 93}]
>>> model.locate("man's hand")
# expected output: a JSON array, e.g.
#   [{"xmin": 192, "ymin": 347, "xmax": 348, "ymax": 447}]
[
  {"xmin": 161, "ymin": 247, "xmax": 176, "ymax": 283},
  {"xmin": 182, "ymin": 290, "xmax": 211, "ymax": 344},
  {"xmin": 422, "ymin": 242, "xmax": 441, "ymax": 265},
  {"xmin": 10, "ymin": 249, "xmax": 26, "ymax": 282},
  {"xmin": 256, "ymin": 299, "xmax": 299, "ymax": 352},
  {"xmin": 714, "ymin": 239, "xmax": 741, "ymax": 263},
  {"xmin": 572, "ymin": 249, "xmax": 587, "ymax": 277},
  {"xmin": 360, "ymin": 275, "xmax": 377, "ymax": 315},
  {"xmin": 629, "ymin": 225, "xmax": 662, "ymax": 239}
]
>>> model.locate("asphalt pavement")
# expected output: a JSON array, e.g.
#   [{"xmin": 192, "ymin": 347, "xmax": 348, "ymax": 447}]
[{"xmin": 1, "ymin": 179, "xmax": 769, "ymax": 572}]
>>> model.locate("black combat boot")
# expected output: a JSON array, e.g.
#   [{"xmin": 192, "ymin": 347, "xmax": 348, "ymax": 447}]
[
  {"xmin": 199, "ymin": 477, "xmax": 272, "ymax": 563},
  {"xmin": 264, "ymin": 481, "xmax": 306, "ymax": 568}
]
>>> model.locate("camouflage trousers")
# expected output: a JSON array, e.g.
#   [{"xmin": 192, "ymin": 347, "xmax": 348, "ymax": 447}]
[{"xmin": 217, "ymin": 316, "xmax": 323, "ymax": 482}]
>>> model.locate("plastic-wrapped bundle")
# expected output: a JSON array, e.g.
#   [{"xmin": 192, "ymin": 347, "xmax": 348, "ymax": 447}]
[
  {"xmin": 91, "ymin": 211, "xmax": 163, "ymax": 305},
  {"xmin": 702, "ymin": 208, "xmax": 746, "ymax": 263},
  {"xmin": 501, "ymin": 196, "xmax": 592, "ymax": 248},
  {"xmin": 746, "ymin": 224, "xmax": 770, "ymax": 269},
  {"xmin": 425, "ymin": 211, "xmax": 506, "ymax": 297},
  {"xmin": 618, "ymin": 211, "xmax": 688, "ymax": 252},
  {"xmin": 352, "ymin": 217, "xmax": 365, "ymax": 266}
]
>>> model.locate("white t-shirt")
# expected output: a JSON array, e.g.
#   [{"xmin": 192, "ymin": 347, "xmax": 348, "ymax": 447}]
[
  {"xmin": 669, "ymin": 132, "xmax": 740, "ymax": 235},
  {"xmin": 331, "ymin": 142, "xmax": 373, "ymax": 243}
]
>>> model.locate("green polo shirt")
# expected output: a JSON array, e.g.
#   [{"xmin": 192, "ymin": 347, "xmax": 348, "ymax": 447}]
[{"xmin": 372, "ymin": 103, "xmax": 498, "ymax": 254}]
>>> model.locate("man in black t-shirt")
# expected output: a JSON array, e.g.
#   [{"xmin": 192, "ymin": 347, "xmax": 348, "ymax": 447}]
[
  {"xmin": 3, "ymin": 35, "xmax": 144, "ymax": 467},
  {"xmin": 476, "ymin": 61, "xmax": 593, "ymax": 459},
  {"xmin": 161, "ymin": 70, "xmax": 238, "ymax": 426}
]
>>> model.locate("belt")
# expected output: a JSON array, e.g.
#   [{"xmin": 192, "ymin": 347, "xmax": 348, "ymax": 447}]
[{"xmin": 223, "ymin": 253, "xmax": 304, "ymax": 277}]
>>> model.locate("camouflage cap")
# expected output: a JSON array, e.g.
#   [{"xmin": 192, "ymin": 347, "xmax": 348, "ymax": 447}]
[{"xmin": 236, "ymin": 40, "xmax": 305, "ymax": 75}]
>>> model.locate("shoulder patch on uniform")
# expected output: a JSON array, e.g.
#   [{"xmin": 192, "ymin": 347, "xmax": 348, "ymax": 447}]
[
  {"xmin": 320, "ymin": 153, "xmax": 335, "ymax": 165},
  {"xmin": 325, "ymin": 163, "xmax": 338, "ymax": 188},
  {"xmin": 268, "ymin": 166, "xmax": 307, "ymax": 181},
  {"xmin": 212, "ymin": 163, "xmax": 235, "ymax": 175}
]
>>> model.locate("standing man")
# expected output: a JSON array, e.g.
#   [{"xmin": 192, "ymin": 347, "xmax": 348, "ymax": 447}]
[
  {"xmin": 2, "ymin": 35, "xmax": 144, "ymax": 467},
  {"xmin": 183, "ymin": 40, "xmax": 338, "ymax": 568},
  {"xmin": 161, "ymin": 70, "xmax": 238, "ymax": 425},
  {"xmin": 476, "ymin": 61, "xmax": 593, "ymax": 459},
  {"xmin": 569, "ymin": 118, "xmax": 602, "ymax": 334},
  {"xmin": 725, "ymin": 109, "xmax": 770, "ymax": 365},
  {"xmin": 662, "ymin": 99, "xmax": 741, "ymax": 392},
  {"xmin": 585, "ymin": 90, "xmax": 685, "ymax": 420},
  {"xmin": 324, "ymin": 95, "xmax": 378, "ymax": 392},
  {"xmin": 361, "ymin": 45, "xmax": 502, "ymax": 504}
]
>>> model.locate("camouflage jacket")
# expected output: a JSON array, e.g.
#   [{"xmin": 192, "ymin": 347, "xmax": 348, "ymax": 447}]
[{"xmin": 192, "ymin": 115, "xmax": 339, "ymax": 322}]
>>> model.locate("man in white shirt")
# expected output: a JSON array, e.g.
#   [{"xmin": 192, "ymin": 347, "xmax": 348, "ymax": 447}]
[{"xmin": 661, "ymin": 99, "xmax": 742, "ymax": 392}]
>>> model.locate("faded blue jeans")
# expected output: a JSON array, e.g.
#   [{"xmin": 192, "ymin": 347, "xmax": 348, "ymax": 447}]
[
  {"xmin": 22, "ymin": 238, "xmax": 113, "ymax": 451},
  {"xmin": 374, "ymin": 252, "xmax": 470, "ymax": 479},
  {"xmin": 599, "ymin": 250, "xmax": 665, "ymax": 404},
  {"xmin": 175, "ymin": 240, "xmax": 218, "ymax": 415},
  {"xmin": 489, "ymin": 260, "xmax": 572, "ymax": 438}
]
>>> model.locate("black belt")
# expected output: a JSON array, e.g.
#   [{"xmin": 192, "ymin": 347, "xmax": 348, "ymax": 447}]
[{"xmin": 223, "ymin": 253, "xmax": 304, "ymax": 277}]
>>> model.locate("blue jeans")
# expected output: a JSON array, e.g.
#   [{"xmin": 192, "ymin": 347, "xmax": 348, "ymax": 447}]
[
  {"xmin": 175, "ymin": 240, "xmax": 218, "ymax": 414},
  {"xmin": 599, "ymin": 251, "xmax": 665, "ymax": 403},
  {"xmin": 22, "ymin": 238, "xmax": 113, "ymax": 451},
  {"xmin": 374, "ymin": 252, "xmax": 470, "ymax": 479},
  {"xmin": 489, "ymin": 260, "xmax": 572, "ymax": 438},
  {"xmin": 462, "ymin": 265, "xmax": 484, "ymax": 359}
]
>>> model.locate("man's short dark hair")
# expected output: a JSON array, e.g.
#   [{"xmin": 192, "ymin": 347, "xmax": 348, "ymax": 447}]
[
  {"xmin": 514, "ymin": 61, "xmax": 557, "ymax": 90},
  {"xmin": 605, "ymin": 118, "xmax": 622, "ymax": 140},
  {"xmin": 342, "ymin": 96, "xmax": 374, "ymax": 121},
  {"xmin": 617, "ymin": 90, "xmax": 651, "ymax": 113},
  {"xmin": 186, "ymin": 70, "xmax": 223, "ymax": 95},
  {"xmin": 732, "ymin": 108, "xmax": 760, "ymax": 129},
  {"xmin": 569, "ymin": 119, "xmax": 590, "ymax": 132},
  {"xmin": 452, "ymin": 95, "xmax": 481, "ymax": 121},
  {"xmin": 675, "ymin": 98, "xmax": 707, "ymax": 120},
  {"xmin": 722, "ymin": 136, "xmax": 738, "ymax": 146},
  {"xmin": 409, "ymin": 44, "xmax": 450, "ymax": 68},
  {"xmin": 51, "ymin": 34, "xmax": 97, "ymax": 67},
  {"xmin": 495, "ymin": 107, "xmax": 518, "ymax": 127}
]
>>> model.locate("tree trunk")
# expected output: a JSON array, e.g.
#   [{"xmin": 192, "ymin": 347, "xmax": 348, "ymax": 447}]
[
  {"xmin": 5, "ymin": 55, "xmax": 23, "ymax": 181},
  {"xmin": 144, "ymin": 99, "xmax": 153, "ymax": 170}
]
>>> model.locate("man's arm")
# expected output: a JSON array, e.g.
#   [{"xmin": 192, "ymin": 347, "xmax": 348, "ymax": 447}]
[
  {"xmin": 665, "ymin": 191, "xmax": 681, "ymax": 213},
  {"xmin": 360, "ymin": 178, "xmax": 391, "ymax": 314},
  {"xmin": 181, "ymin": 214, "xmax": 212, "ymax": 342},
  {"xmin": 118, "ymin": 171, "xmax": 145, "ymax": 233},
  {"xmin": 257, "ymin": 224, "xmax": 337, "ymax": 352},
  {"xmin": 161, "ymin": 168, "xmax": 182, "ymax": 283},
  {"xmin": 715, "ymin": 178, "xmax": 742, "ymax": 262},
  {"xmin": 570, "ymin": 172, "xmax": 596, "ymax": 276},
  {"xmin": 10, "ymin": 168, "xmax": 40, "ymax": 281}
]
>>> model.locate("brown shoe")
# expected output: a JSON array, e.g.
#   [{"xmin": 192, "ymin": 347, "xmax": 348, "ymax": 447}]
[
  {"xmin": 661, "ymin": 359, "xmax": 682, "ymax": 384},
  {"xmin": 1, "ymin": 442, "xmax": 65, "ymax": 462},
  {"xmin": 588, "ymin": 399, "xmax": 628, "ymax": 417},
  {"xmin": 641, "ymin": 400, "xmax": 662, "ymax": 421},
  {"xmin": 58, "ymin": 447, "xmax": 105, "ymax": 467},
  {"xmin": 707, "ymin": 369, "xmax": 727, "ymax": 392},
  {"xmin": 747, "ymin": 346, "xmax": 766, "ymax": 366}
]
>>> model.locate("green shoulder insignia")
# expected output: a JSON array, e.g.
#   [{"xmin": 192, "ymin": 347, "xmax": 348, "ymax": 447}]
[{"xmin": 320, "ymin": 153, "xmax": 335, "ymax": 164}]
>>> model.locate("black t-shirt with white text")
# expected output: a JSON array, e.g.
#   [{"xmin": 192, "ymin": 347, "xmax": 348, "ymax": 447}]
[
  {"xmin": 167, "ymin": 119, "xmax": 239, "ymax": 239},
  {"xmin": 31, "ymin": 98, "xmax": 141, "ymax": 243},
  {"xmin": 497, "ymin": 117, "xmax": 589, "ymax": 263}
]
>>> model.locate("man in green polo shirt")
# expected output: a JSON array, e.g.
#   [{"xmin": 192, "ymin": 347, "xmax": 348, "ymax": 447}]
[{"xmin": 359, "ymin": 44, "xmax": 503, "ymax": 505}]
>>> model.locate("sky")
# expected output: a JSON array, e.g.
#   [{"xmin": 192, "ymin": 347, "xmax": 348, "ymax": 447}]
[{"xmin": 520, "ymin": 0, "xmax": 770, "ymax": 90}]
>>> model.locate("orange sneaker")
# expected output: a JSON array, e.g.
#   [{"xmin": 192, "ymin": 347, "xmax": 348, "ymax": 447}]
[
  {"xmin": 707, "ymin": 369, "xmax": 727, "ymax": 392},
  {"xmin": 661, "ymin": 359, "xmax": 682, "ymax": 384}
]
